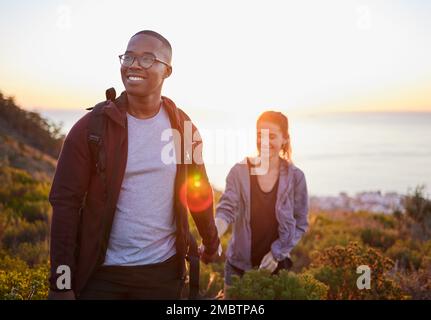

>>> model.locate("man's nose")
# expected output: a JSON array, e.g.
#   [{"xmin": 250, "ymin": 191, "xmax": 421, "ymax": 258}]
[{"xmin": 130, "ymin": 57, "xmax": 143, "ymax": 69}]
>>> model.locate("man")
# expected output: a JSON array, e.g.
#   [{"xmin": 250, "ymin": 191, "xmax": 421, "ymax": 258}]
[{"xmin": 48, "ymin": 30, "xmax": 220, "ymax": 299}]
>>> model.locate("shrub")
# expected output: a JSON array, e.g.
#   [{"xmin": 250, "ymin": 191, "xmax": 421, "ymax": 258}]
[
  {"xmin": 393, "ymin": 257, "xmax": 431, "ymax": 300},
  {"xmin": 403, "ymin": 185, "xmax": 431, "ymax": 241},
  {"xmin": 227, "ymin": 269, "xmax": 328, "ymax": 300},
  {"xmin": 0, "ymin": 166, "xmax": 51, "ymax": 225},
  {"xmin": 309, "ymin": 242, "xmax": 406, "ymax": 299},
  {"xmin": 386, "ymin": 240, "xmax": 423, "ymax": 271},
  {"xmin": 360, "ymin": 228, "xmax": 397, "ymax": 251},
  {"xmin": 2, "ymin": 219, "xmax": 49, "ymax": 250},
  {"xmin": 372, "ymin": 214, "xmax": 396, "ymax": 229},
  {"xmin": 290, "ymin": 213, "xmax": 361, "ymax": 272},
  {"xmin": 20, "ymin": 201, "xmax": 50, "ymax": 223},
  {"xmin": 14, "ymin": 242, "xmax": 49, "ymax": 267},
  {"xmin": 0, "ymin": 253, "xmax": 49, "ymax": 300}
]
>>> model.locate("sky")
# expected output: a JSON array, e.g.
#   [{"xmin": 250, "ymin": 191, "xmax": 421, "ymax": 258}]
[{"xmin": 0, "ymin": 0, "xmax": 430, "ymax": 115}]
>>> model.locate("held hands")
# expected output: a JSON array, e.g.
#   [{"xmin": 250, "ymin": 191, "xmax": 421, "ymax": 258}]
[
  {"xmin": 198, "ymin": 242, "xmax": 222, "ymax": 264},
  {"xmin": 259, "ymin": 251, "xmax": 278, "ymax": 273},
  {"xmin": 197, "ymin": 217, "xmax": 227, "ymax": 264}
]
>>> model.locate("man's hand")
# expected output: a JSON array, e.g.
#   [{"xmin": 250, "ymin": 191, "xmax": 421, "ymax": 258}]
[
  {"xmin": 48, "ymin": 290, "xmax": 76, "ymax": 300},
  {"xmin": 199, "ymin": 243, "xmax": 222, "ymax": 264},
  {"xmin": 259, "ymin": 251, "xmax": 278, "ymax": 273}
]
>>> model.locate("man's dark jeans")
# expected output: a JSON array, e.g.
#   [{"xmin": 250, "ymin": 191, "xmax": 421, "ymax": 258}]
[{"xmin": 78, "ymin": 254, "xmax": 185, "ymax": 300}]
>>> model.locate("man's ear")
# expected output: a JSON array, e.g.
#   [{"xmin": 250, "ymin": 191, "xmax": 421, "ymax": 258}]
[{"xmin": 164, "ymin": 65, "xmax": 172, "ymax": 79}]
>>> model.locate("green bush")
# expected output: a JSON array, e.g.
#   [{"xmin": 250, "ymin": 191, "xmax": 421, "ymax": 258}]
[
  {"xmin": 2, "ymin": 219, "xmax": 49, "ymax": 250},
  {"xmin": 227, "ymin": 269, "xmax": 328, "ymax": 300},
  {"xmin": 0, "ymin": 253, "xmax": 49, "ymax": 300},
  {"xmin": 372, "ymin": 214, "xmax": 397, "ymax": 229},
  {"xmin": 360, "ymin": 228, "xmax": 397, "ymax": 251},
  {"xmin": 386, "ymin": 240, "xmax": 423, "ymax": 271},
  {"xmin": 20, "ymin": 201, "xmax": 50, "ymax": 223},
  {"xmin": 290, "ymin": 214, "xmax": 361, "ymax": 272},
  {"xmin": 13, "ymin": 242, "xmax": 49, "ymax": 267},
  {"xmin": 309, "ymin": 242, "xmax": 406, "ymax": 299},
  {"xmin": 0, "ymin": 166, "xmax": 50, "ymax": 205},
  {"xmin": 394, "ymin": 257, "xmax": 431, "ymax": 300},
  {"xmin": 403, "ymin": 185, "xmax": 431, "ymax": 241},
  {"xmin": 386, "ymin": 239, "xmax": 431, "ymax": 271}
]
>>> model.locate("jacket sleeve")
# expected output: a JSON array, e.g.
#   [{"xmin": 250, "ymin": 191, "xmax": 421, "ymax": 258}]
[
  {"xmin": 48, "ymin": 116, "xmax": 91, "ymax": 291},
  {"xmin": 271, "ymin": 169, "xmax": 309, "ymax": 261},
  {"xmin": 215, "ymin": 165, "xmax": 241, "ymax": 225},
  {"xmin": 187, "ymin": 123, "xmax": 220, "ymax": 255}
]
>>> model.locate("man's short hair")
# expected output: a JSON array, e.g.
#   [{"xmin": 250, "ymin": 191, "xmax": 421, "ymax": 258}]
[{"xmin": 132, "ymin": 30, "xmax": 172, "ymax": 59}]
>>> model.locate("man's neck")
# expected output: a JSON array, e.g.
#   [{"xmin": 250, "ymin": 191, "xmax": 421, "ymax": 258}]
[{"xmin": 127, "ymin": 92, "xmax": 162, "ymax": 119}]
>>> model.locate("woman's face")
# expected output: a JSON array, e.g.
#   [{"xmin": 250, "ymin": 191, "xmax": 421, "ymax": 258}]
[{"xmin": 256, "ymin": 121, "xmax": 287, "ymax": 159}]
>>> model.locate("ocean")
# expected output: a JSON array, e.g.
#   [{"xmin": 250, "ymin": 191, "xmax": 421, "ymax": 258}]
[{"xmin": 39, "ymin": 108, "xmax": 431, "ymax": 197}]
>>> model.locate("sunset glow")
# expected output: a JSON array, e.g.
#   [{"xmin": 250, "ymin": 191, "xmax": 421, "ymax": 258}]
[{"xmin": 0, "ymin": 0, "xmax": 430, "ymax": 115}]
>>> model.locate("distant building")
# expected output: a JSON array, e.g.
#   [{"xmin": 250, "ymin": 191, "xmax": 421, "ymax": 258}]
[{"xmin": 310, "ymin": 191, "xmax": 405, "ymax": 214}]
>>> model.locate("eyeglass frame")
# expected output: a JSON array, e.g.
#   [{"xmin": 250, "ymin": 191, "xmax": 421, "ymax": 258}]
[{"xmin": 118, "ymin": 52, "xmax": 171, "ymax": 69}]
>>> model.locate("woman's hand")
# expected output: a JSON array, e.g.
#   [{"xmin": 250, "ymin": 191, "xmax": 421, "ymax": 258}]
[
  {"xmin": 259, "ymin": 251, "xmax": 278, "ymax": 273},
  {"xmin": 198, "ymin": 243, "xmax": 222, "ymax": 264},
  {"xmin": 197, "ymin": 217, "xmax": 227, "ymax": 264}
]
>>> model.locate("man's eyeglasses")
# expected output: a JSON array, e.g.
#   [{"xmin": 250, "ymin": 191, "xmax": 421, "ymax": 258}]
[{"xmin": 118, "ymin": 53, "xmax": 170, "ymax": 69}]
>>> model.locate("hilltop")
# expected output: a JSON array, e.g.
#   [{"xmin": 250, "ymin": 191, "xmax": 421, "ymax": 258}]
[{"xmin": 0, "ymin": 91, "xmax": 64, "ymax": 181}]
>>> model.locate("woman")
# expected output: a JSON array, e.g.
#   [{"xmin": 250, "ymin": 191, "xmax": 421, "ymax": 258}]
[{"xmin": 215, "ymin": 111, "xmax": 309, "ymax": 299}]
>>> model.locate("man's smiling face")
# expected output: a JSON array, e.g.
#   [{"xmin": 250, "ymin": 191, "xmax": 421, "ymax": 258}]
[{"xmin": 120, "ymin": 34, "xmax": 172, "ymax": 97}]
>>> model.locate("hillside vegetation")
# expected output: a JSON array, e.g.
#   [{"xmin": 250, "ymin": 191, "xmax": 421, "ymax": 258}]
[
  {"xmin": 0, "ymin": 91, "xmax": 430, "ymax": 299},
  {"xmin": 0, "ymin": 91, "xmax": 63, "ymax": 181}
]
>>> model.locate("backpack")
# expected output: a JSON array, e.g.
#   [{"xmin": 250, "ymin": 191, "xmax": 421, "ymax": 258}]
[{"xmin": 85, "ymin": 88, "xmax": 200, "ymax": 299}]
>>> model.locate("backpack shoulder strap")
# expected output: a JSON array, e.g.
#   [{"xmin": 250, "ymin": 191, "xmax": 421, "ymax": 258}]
[
  {"xmin": 87, "ymin": 103, "xmax": 107, "ymax": 174},
  {"xmin": 174, "ymin": 107, "xmax": 203, "ymax": 299},
  {"xmin": 186, "ymin": 233, "xmax": 200, "ymax": 299},
  {"xmin": 86, "ymin": 88, "xmax": 116, "ymax": 192}
]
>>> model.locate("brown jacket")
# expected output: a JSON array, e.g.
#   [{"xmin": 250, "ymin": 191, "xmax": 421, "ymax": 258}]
[{"xmin": 49, "ymin": 91, "xmax": 219, "ymax": 295}]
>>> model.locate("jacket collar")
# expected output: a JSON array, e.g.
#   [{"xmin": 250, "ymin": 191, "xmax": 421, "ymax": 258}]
[
  {"xmin": 239, "ymin": 157, "xmax": 295, "ymax": 216},
  {"xmin": 103, "ymin": 91, "xmax": 127, "ymax": 128},
  {"xmin": 103, "ymin": 91, "xmax": 182, "ymax": 130}
]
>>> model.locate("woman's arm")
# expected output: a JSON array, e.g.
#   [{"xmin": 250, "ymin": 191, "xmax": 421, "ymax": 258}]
[
  {"xmin": 284, "ymin": 170, "xmax": 309, "ymax": 255},
  {"xmin": 273, "ymin": 170, "xmax": 309, "ymax": 261},
  {"xmin": 266, "ymin": 170, "xmax": 309, "ymax": 265},
  {"xmin": 215, "ymin": 165, "xmax": 242, "ymax": 229}
]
